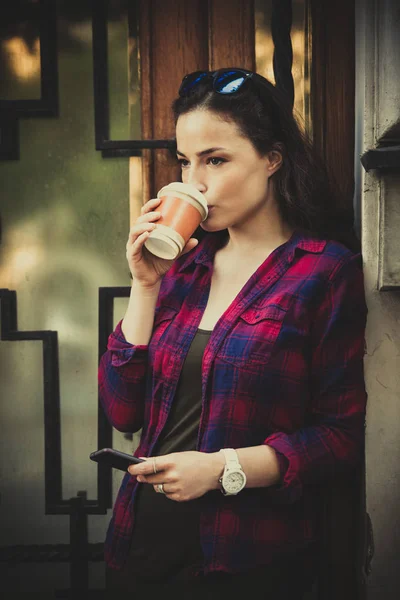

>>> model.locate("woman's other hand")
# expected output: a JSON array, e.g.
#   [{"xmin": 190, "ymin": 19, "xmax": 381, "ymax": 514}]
[{"xmin": 127, "ymin": 451, "xmax": 225, "ymax": 501}]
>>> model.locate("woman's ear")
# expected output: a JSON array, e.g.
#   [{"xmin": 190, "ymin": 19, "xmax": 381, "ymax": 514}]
[{"xmin": 266, "ymin": 149, "xmax": 283, "ymax": 176}]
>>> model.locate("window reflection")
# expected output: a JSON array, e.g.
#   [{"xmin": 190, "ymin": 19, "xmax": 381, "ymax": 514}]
[
  {"xmin": 106, "ymin": 0, "xmax": 141, "ymax": 141},
  {"xmin": 0, "ymin": 0, "xmax": 41, "ymax": 99},
  {"xmin": 2, "ymin": 36, "xmax": 41, "ymax": 83}
]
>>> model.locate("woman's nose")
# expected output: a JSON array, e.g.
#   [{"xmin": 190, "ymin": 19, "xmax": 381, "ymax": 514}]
[
  {"xmin": 186, "ymin": 173, "xmax": 206, "ymax": 193},
  {"xmin": 193, "ymin": 182, "xmax": 207, "ymax": 193}
]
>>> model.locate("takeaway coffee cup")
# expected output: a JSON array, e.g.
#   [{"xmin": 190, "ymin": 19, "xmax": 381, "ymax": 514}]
[{"xmin": 144, "ymin": 182, "xmax": 208, "ymax": 260}]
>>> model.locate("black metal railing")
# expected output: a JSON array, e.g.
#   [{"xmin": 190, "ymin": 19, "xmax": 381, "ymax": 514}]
[{"xmin": 0, "ymin": 286, "xmax": 130, "ymax": 596}]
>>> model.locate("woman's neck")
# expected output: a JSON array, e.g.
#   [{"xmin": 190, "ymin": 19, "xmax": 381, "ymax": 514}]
[{"xmin": 223, "ymin": 214, "xmax": 294, "ymax": 260}]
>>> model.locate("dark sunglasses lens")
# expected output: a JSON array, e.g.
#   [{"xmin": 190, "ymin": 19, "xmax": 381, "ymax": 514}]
[
  {"xmin": 214, "ymin": 71, "xmax": 247, "ymax": 94},
  {"xmin": 179, "ymin": 71, "xmax": 208, "ymax": 96}
]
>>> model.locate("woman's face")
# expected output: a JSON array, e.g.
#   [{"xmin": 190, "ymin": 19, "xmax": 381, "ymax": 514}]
[{"xmin": 175, "ymin": 109, "xmax": 280, "ymax": 233}]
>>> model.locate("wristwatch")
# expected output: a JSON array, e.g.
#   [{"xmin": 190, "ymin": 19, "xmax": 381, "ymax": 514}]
[{"xmin": 219, "ymin": 448, "xmax": 247, "ymax": 495}]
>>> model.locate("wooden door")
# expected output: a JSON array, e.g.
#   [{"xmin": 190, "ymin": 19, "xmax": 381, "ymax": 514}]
[{"xmin": 137, "ymin": 0, "xmax": 255, "ymax": 199}]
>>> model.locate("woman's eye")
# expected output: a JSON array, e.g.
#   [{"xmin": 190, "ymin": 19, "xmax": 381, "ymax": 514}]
[
  {"xmin": 208, "ymin": 157, "xmax": 225, "ymax": 166},
  {"xmin": 177, "ymin": 157, "xmax": 225, "ymax": 168}
]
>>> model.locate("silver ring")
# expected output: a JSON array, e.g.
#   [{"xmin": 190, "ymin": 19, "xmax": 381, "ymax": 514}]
[
  {"xmin": 157, "ymin": 483, "xmax": 165, "ymax": 494},
  {"xmin": 152, "ymin": 457, "xmax": 157, "ymax": 474}
]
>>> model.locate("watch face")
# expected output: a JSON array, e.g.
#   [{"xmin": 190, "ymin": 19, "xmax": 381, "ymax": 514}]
[{"xmin": 224, "ymin": 471, "xmax": 246, "ymax": 494}]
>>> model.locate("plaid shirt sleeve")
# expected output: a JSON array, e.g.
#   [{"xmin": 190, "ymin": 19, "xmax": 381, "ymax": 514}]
[
  {"xmin": 265, "ymin": 254, "xmax": 367, "ymax": 503},
  {"xmin": 98, "ymin": 321, "xmax": 148, "ymax": 433}
]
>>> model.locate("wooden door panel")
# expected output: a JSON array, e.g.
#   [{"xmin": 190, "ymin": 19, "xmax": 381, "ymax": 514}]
[
  {"xmin": 139, "ymin": 0, "xmax": 209, "ymax": 195},
  {"xmin": 208, "ymin": 0, "xmax": 255, "ymax": 70},
  {"xmin": 150, "ymin": 0, "xmax": 208, "ymax": 139},
  {"xmin": 311, "ymin": 0, "xmax": 355, "ymax": 213},
  {"xmin": 138, "ymin": 0, "xmax": 256, "ymax": 196}
]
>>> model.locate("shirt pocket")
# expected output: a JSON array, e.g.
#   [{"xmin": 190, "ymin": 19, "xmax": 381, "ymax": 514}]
[{"xmin": 218, "ymin": 304, "xmax": 287, "ymax": 374}]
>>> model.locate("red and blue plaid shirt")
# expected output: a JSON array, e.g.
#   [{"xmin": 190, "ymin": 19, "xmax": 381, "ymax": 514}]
[{"xmin": 99, "ymin": 229, "xmax": 367, "ymax": 574}]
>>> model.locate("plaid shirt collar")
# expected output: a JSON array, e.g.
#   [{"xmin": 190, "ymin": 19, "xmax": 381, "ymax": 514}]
[{"xmin": 176, "ymin": 229, "xmax": 327, "ymax": 274}]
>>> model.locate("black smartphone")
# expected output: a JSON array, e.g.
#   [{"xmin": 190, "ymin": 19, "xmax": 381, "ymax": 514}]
[{"xmin": 90, "ymin": 448, "xmax": 146, "ymax": 471}]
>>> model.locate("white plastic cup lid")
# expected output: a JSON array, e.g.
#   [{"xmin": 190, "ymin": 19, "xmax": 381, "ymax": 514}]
[{"xmin": 144, "ymin": 225, "xmax": 185, "ymax": 260}]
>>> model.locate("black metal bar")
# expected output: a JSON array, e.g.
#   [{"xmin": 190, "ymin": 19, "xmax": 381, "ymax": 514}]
[
  {"xmin": 101, "ymin": 148, "xmax": 142, "ymax": 158},
  {"xmin": 0, "ymin": 288, "xmax": 17, "ymax": 334},
  {"xmin": 43, "ymin": 330, "xmax": 63, "ymax": 510},
  {"xmin": 69, "ymin": 493, "xmax": 89, "ymax": 591},
  {"xmin": 97, "ymin": 287, "xmax": 114, "ymax": 510},
  {"xmin": 271, "ymin": 0, "xmax": 294, "ymax": 108},
  {"xmin": 97, "ymin": 286, "xmax": 131, "ymax": 510},
  {"xmin": 0, "ymin": 289, "xmax": 63, "ymax": 511},
  {"xmin": 0, "ymin": 543, "xmax": 104, "ymax": 563},
  {"xmin": 99, "ymin": 139, "xmax": 175, "ymax": 149},
  {"xmin": 0, "ymin": 113, "xmax": 19, "ymax": 160},
  {"xmin": 100, "ymin": 140, "xmax": 176, "ymax": 158},
  {"xmin": 46, "ymin": 502, "xmax": 114, "ymax": 516}
]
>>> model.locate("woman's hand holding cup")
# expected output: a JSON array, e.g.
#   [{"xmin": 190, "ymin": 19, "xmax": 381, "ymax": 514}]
[{"xmin": 126, "ymin": 197, "xmax": 199, "ymax": 289}]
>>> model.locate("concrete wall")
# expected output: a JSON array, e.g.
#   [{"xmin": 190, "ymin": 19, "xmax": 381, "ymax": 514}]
[{"xmin": 356, "ymin": 1, "xmax": 400, "ymax": 597}]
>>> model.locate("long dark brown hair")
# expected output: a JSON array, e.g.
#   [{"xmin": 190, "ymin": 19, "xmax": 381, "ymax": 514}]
[{"xmin": 172, "ymin": 70, "xmax": 359, "ymax": 252}]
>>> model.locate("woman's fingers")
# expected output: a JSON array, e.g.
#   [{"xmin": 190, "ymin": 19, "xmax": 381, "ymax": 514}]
[
  {"xmin": 180, "ymin": 238, "xmax": 199, "ymax": 256},
  {"xmin": 128, "ymin": 231, "xmax": 151, "ymax": 260},
  {"xmin": 140, "ymin": 198, "xmax": 161, "ymax": 215},
  {"xmin": 127, "ymin": 221, "xmax": 157, "ymax": 247},
  {"xmin": 127, "ymin": 206, "xmax": 161, "ymax": 246},
  {"xmin": 124, "ymin": 199, "xmax": 162, "ymax": 246},
  {"xmin": 135, "ymin": 210, "xmax": 161, "ymax": 225}
]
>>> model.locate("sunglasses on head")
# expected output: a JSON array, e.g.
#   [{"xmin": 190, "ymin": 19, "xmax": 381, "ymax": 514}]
[{"xmin": 178, "ymin": 68, "xmax": 256, "ymax": 97}]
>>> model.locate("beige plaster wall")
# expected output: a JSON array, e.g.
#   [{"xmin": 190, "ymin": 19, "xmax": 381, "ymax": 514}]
[
  {"xmin": 356, "ymin": 1, "xmax": 400, "ymax": 598},
  {"xmin": 363, "ymin": 172, "xmax": 400, "ymax": 599}
]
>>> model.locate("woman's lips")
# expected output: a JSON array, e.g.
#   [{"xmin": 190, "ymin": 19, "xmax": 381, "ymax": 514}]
[{"xmin": 206, "ymin": 206, "xmax": 215, "ymax": 218}]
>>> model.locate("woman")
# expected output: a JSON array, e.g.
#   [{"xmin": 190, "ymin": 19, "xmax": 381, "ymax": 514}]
[{"xmin": 100, "ymin": 68, "xmax": 367, "ymax": 598}]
